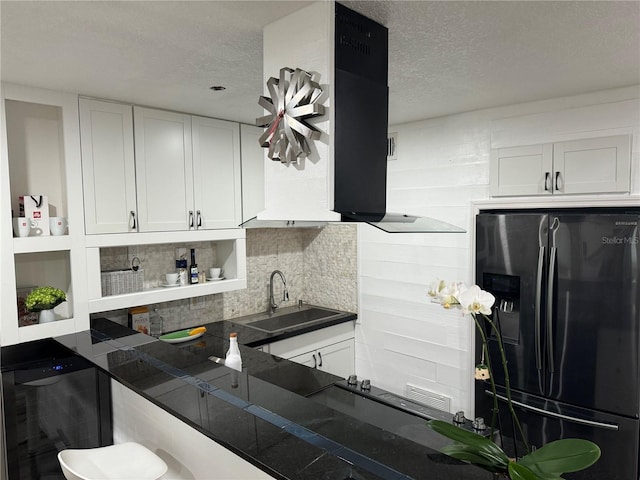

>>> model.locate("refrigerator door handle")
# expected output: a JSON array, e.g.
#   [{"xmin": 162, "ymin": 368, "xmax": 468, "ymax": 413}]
[
  {"xmin": 490, "ymin": 392, "xmax": 619, "ymax": 431},
  {"xmin": 535, "ymin": 246, "xmax": 544, "ymax": 372},
  {"xmin": 547, "ymin": 245, "xmax": 556, "ymax": 374}
]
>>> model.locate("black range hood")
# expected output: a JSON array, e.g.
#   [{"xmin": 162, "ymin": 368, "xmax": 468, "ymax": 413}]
[
  {"xmin": 245, "ymin": 3, "xmax": 465, "ymax": 234},
  {"xmin": 332, "ymin": 3, "xmax": 464, "ymax": 233}
]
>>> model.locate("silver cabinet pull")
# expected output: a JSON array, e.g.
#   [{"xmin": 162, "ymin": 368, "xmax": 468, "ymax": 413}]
[
  {"xmin": 197, "ymin": 210, "xmax": 202, "ymax": 228},
  {"xmin": 189, "ymin": 210, "xmax": 194, "ymax": 229},
  {"xmin": 318, "ymin": 351, "xmax": 323, "ymax": 367},
  {"xmin": 312, "ymin": 354, "xmax": 317, "ymax": 369},
  {"xmin": 130, "ymin": 211, "xmax": 137, "ymax": 230},
  {"xmin": 554, "ymin": 171, "xmax": 561, "ymax": 191}
]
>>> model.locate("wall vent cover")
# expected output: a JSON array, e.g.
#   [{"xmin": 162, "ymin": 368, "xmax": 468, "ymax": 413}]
[
  {"xmin": 405, "ymin": 383, "xmax": 451, "ymax": 413},
  {"xmin": 387, "ymin": 132, "xmax": 398, "ymax": 160}
]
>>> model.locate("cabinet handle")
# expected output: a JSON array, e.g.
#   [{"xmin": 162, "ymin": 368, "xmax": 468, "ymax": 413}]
[
  {"xmin": 317, "ymin": 351, "xmax": 323, "ymax": 367},
  {"xmin": 130, "ymin": 211, "xmax": 137, "ymax": 230},
  {"xmin": 544, "ymin": 172, "xmax": 551, "ymax": 192},
  {"xmin": 189, "ymin": 210, "xmax": 194, "ymax": 229},
  {"xmin": 312, "ymin": 354, "xmax": 317, "ymax": 369},
  {"xmin": 554, "ymin": 171, "xmax": 561, "ymax": 191},
  {"xmin": 197, "ymin": 210, "xmax": 202, "ymax": 228}
]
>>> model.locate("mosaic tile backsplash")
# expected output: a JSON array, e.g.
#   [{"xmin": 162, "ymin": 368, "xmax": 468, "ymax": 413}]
[{"xmin": 94, "ymin": 224, "xmax": 357, "ymax": 333}]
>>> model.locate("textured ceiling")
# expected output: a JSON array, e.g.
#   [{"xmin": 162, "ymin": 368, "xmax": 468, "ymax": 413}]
[{"xmin": 1, "ymin": 1, "xmax": 639, "ymax": 125}]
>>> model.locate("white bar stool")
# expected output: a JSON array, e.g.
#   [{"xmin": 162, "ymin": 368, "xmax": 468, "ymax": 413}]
[{"xmin": 58, "ymin": 442, "xmax": 168, "ymax": 480}]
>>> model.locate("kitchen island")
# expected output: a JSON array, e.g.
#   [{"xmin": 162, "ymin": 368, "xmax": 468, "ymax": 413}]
[{"xmin": 54, "ymin": 317, "xmax": 491, "ymax": 480}]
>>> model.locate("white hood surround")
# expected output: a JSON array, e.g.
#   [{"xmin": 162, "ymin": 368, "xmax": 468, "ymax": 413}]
[{"xmin": 257, "ymin": 2, "xmax": 464, "ymax": 233}]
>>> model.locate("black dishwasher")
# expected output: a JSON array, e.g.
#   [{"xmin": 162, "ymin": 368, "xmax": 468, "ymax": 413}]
[{"xmin": 1, "ymin": 338, "xmax": 112, "ymax": 480}]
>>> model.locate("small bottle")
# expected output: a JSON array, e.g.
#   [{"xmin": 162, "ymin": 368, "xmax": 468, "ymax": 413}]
[
  {"xmin": 225, "ymin": 332, "xmax": 242, "ymax": 372},
  {"xmin": 189, "ymin": 248, "xmax": 199, "ymax": 284},
  {"xmin": 149, "ymin": 308, "xmax": 163, "ymax": 338}
]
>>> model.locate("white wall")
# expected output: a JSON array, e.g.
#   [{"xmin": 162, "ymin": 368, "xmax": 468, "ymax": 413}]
[
  {"xmin": 356, "ymin": 85, "xmax": 640, "ymax": 416},
  {"xmin": 111, "ymin": 379, "xmax": 276, "ymax": 480}
]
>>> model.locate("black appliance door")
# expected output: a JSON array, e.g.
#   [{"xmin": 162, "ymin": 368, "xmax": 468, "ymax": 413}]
[
  {"xmin": 2, "ymin": 340, "xmax": 112, "ymax": 480},
  {"xmin": 547, "ymin": 213, "xmax": 640, "ymax": 416},
  {"xmin": 492, "ymin": 389, "xmax": 638, "ymax": 480},
  {"xmin": 476, "ymin": 213, "xmax": 548, "ymax": 396}
]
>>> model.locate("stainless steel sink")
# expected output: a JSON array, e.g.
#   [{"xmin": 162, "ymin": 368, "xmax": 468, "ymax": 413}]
[{"xmin": 233, "ymin": 305, "xmax": 346, "ymax": 333}]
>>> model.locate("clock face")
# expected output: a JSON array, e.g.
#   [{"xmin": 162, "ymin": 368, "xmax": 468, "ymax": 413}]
[{"xmin": 256, "ymin": 67, "xmax": 325, "ymax": 165}]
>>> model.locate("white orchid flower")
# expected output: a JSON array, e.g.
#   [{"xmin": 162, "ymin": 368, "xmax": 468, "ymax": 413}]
[
  {"xmin": 427, "ymin": 279, "xmax": 446, "ymax": 298},
  {"xmin": 437, "ymin": 282, "xmax": 463, "ymax": 309},
  {"xmin": 458, "ymin": 285, "xmax": 495, "ymax": 316}
]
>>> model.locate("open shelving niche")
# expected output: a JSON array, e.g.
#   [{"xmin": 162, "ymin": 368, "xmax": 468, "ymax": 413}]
[
  {"xmin": 1, "ymin": 83, "xmax": 88, "ymax": 346},
  {"xmin": 85, "ymin": 229, "xmax": 247, "ymax": 314}
]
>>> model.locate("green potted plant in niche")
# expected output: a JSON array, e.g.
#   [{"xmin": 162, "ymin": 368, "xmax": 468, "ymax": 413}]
[
  {"xmin": 427, "ymin": 280, "xmax": 601, "ymax": 480},
  {"xmin": 25, "ymin": 286, "xmax": 67, "ymax": 324}
]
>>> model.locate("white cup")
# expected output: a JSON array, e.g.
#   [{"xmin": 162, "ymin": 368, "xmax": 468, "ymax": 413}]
[
  {"xmin": 13, "ymin": 217, "xmax": 33, "ymax": 237},
  {"xmin": 209, "ymin": 267, "xmax": 222, "ymax": 279},
  {"xmin": 165, "ymin": 273, "xmax": 179, "ymax": 284},
  {"xmin": 49, "ymin": 217, "xmax": 68, "ymax": 236}
]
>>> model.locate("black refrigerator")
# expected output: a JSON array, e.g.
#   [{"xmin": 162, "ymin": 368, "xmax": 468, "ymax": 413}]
[{"xmin": 475, "ymin": 208, "xmax": 640, "ymax": 480}]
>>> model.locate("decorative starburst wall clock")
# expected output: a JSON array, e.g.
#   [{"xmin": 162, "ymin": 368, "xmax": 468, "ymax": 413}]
[{"xmin": 257, "ymin": 67, "xmax": 325, "ymax": 165}]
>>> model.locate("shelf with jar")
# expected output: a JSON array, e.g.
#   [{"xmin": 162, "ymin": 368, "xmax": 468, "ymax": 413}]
[{"xmin": 85, "ymin": 233, "xmax": 246, "ymax": 314}]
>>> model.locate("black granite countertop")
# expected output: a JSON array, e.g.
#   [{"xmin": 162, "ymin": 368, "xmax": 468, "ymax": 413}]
[{"xmin": 52, "ymin": 315, "xmax": 492, "ymax": 480}]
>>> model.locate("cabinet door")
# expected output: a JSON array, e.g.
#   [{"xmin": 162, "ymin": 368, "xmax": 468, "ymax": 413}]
[
  {"xmin": 553, "ymin": 135, "xmax": 631, "ymax": 194},
  {"xmin": 192, "ymin": 116, "xmax": 241, "ymax": 229},
  {"xmin": 134, "ymin": 107, "xmax": 194, "ymax": 232},
  {"xmin": 317, "ymin": 339, "xmax": 354, "ymax": 378},
  {"xmin": 79, "ymin": 99, "xmax": 137, "ymax": 234},
  {"xmin": 239, "ymin": 124, "xmax": 265, "ymax": 223},
  {"xmin": 288, "ymin": 350, "xmax": 320, "ymax": 369},
  {"xmin": 490, "ymin": 144, "xmax": 553, "ymax": 196}
]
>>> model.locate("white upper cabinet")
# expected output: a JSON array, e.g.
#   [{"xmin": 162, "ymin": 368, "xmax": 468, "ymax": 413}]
[
  {"xmin": 132, "ymin": 107, "xmax": 242, "ymax": 232},
  {"xmin": 553, "ymin": 135, "xmax": 631, "ymax": 194},
  {"xmin": 490, "ymin": 135, "xmax": 631, "ymax": 197},
  {"xmin": 490, "ymin": 144, "xmax": 553, "ymax": 196},
  {"xmin": 79, "ymin": 98, "xmax": 137, "ymax": 234},
  {"xmin": 192, "ymin": 116, "xmax": 241, "ymax": 229},
  {"xmin": 239, "ymin": 124, "xmax": 265, "ymax": 222},
  {"xmin": 134, "ymin": 107, "xmax": 194, "ymax": 232}
]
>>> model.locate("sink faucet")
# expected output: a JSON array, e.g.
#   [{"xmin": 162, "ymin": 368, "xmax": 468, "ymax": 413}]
[{"xmin": 269, "ymin": 270, "xmax": 289, "ymax": 313}]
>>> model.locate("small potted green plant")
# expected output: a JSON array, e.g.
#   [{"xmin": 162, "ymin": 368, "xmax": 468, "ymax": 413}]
[{"xmin": 25, "ymin": 286, "xmax": 67, "ymax": 324}]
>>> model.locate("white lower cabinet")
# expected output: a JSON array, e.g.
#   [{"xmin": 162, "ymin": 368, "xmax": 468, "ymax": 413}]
[
  {"xmin": 268, "ymin": 322, "xmax": 355, "ymax": 379},
  {"xmin": 288, "ymin": 339, "xmax": 354, "ymax": 379}
]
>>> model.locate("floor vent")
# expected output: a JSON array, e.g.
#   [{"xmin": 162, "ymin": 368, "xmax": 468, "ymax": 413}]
[{"xmin": 405, "ymin": 383, "xmax": 451, "ymax": 413}]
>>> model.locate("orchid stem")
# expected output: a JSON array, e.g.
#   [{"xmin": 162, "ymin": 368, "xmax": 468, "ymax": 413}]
[
  {"xmin": 482, "ymin": 313, "xmax": 530, "ymax": 454},
  {"xmin": 472, "ymin": 315, "xmax": 499, "ymax": 439}
]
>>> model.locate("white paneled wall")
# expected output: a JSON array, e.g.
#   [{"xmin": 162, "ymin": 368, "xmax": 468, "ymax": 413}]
[
  {"xmin": 111, "ymin": 380, "xmax": 276, "ymax": 480},
  {"xmin": 356, "ymin": 85, "xmax": 640, "ymax": 417}
]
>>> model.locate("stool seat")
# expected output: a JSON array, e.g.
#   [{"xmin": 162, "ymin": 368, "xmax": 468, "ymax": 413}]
[{"xmin": 58, "ymin": 442, "xmax": 168, "ymax": 480}]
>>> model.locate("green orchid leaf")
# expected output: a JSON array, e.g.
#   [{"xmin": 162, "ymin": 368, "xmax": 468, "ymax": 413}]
[
  {"xmin": 519, "ymin": 439, "xmax": 601, "ymax": 474},
  {"xmin": 427, "ymin": 420, "xmax": 510, "ymax": 467},
  {"xmin": 441, "ymin": 443, "xmax": 506, "ymax": 473},
  {"xmin": 508, "ymin": 462, "xmax": 544, "ymax": 480}
]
